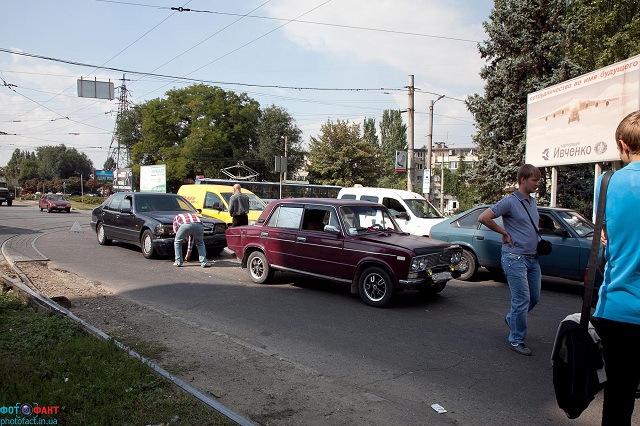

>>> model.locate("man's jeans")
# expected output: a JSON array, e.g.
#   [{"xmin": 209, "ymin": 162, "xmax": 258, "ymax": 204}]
[
  {"xmin": 174, "ymin": 223, "xmax": 207, "ymax": 265},
  {"xmin": 501, "ymin": 252, "xmax": 541, "ymax": 344}
]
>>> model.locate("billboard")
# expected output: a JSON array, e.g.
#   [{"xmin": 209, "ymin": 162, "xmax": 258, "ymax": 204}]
[
  {"xmin": 112, "ymin": 168, "xmax": 133, "ymax": 191},
  {"xmin": 77, "ymin": 78, "xmax": 115, "ymax": 100},
  {"xmin": 140, "ymin": 164, "xmax": 166, "ymax": 193},
  {"xmin": 526, "ymin": 54, "xmax": 640, "ymax": 167}
]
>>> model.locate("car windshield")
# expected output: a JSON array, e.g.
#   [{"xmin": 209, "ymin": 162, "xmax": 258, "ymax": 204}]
[
  {"xmin": 49, "ymin": 194, "xmax": 66, "ymax": 201},
  {"xmin": 404, "ymin": 198, "xmax": 444, "ymax": 219},
  {"xmin": 220, "ymin": 192, "xmax": 267, "ymax": 211},
  {"xmin": 556, "ymin": 210, "xmax": 594, "ymax": 237},
  {"xmin": 340, "ymin": 205, "xmax": 402, "ymax": 235},
  {"xmin": 134, "ymin": 194, "xmax": 196, "ymax": 212}
]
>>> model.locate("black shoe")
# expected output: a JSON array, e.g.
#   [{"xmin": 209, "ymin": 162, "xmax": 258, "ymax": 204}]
[{"xmin": 509, "ymin": 343, "xmax": 532, "ymax": 356}]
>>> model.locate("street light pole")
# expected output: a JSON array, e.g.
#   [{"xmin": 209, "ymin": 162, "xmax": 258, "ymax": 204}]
[
  {"xmin": 426, "ymin": 94, "xmax": 445, "ymax": 200},
  {"xmin": 407, "ymin": 75, "xmax": 415, "ymax": 192}
]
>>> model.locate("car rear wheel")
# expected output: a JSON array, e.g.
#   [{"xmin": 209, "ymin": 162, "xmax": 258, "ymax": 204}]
[
  {"xmin": 457, "ymin": 249, "xmax": 478, "ymax": 281},
  {"xmin": 6, "ymin": 200, "xmax": 11, "ymax": 206},
  {"xmin": 247, "ymin": 251, "xmax": 274, "ymax": 284},
  {"xmin": 358, "ymin": 266, "xmax": 394, "ymax": 307},
  {"xmin": 96, "ymin": 222, "xmax": 112, "ymax": 245},
  {"xmin": 47, "ymin": 208, "xmax": 52, "ymax": 213},
  {"xmin": 141, "ymin": 230, "xmax": 156, "ymax": 259}
]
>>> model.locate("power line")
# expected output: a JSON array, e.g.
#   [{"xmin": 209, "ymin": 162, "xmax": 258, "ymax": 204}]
[
  {"xmin": 95, "ymin": 0, "xmax": 481, "ymax": 44},
  {"xmin": 0, "ymin": 47, "xmax": 406, "ymax": 93}
]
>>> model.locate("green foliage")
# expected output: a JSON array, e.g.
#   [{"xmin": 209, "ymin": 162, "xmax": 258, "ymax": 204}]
[
  {"xmin": 567, "ymin": 0, "xmax": 640, "ymax": 71},
  {"xmin": 0, "ymin": 292, "xmax": 233, "ymax": 425},
  {"xmin": 35, "ymin": 145, "xmax": 94, "ymax": 181},
  {"xmin": 467, "ymin": 0, "xmax": 581, "ymax": 202},
  {"xmin": 129, "ymin": 84, "xmax": 261, "ymax": 192},
  {"xmin": 253, "ymin": 105, "xmax": 305, "ymax": 181},
  {"xmin": 306, "ymin": 119, "xmax": 379, "ymax": 187},
  {"xmin": 378, "ymin": 110, "xmax": 407, "ymax": 189}
]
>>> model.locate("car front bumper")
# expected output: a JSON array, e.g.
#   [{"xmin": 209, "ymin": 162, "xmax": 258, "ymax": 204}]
[
  {"xmin": 398, "ymin": 269, "xmax": 461, "ymax": 289},
  {"xmin": 151, "ymin": 234, "xmax": 227, "ymax": 256}
]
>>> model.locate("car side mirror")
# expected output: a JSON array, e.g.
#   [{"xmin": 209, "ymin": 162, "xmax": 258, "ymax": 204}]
[
  {"xmin": 398, "ymin": 212, "xmax": 409, "ymax": 220},
  {"xmin": 324, "ymin": 225, "xmax": 341, "ymax": 235},
  {"xmin": 120, "ymin": 206, "xmax": 132, "ymax": 214}
]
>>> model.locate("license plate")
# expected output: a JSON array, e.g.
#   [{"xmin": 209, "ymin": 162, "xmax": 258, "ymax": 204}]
[{"xmin": 431, "ymin": 271, "xmax": 452, "ymax": 282}]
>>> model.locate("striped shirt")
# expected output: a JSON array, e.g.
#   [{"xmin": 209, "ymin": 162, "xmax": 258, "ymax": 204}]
[{"xmin": 172, "ymin": 213, "xmax": 202, "ymax": 233}]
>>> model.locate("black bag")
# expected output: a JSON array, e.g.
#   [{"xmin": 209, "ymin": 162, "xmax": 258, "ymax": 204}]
[
  {"xmin": 551, "ymin": 171, "xmax": 613, "ymax": 418},
  {"xmin": 536, "ymin": 239, "xmax": 552, "ymax": 256},
  {"xmin": 551, "ymin": 314, "xmax": 606, "ymax": 419},
  {"xmin": 516, "ymin": 196, "xmax": 553, "ymax": 256}
]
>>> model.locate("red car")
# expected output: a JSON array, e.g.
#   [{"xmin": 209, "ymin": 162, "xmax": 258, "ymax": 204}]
[
  {"xmin": 39, "ymin": 193, "xmax": 71, "ymax": 213},
  {"xmin": 226, "ymin": 198, "xmax": 463, "ymax": 307}
]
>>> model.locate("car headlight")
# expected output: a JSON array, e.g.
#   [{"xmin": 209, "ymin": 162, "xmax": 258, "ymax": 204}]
[
  {"xmin": 155, "ymin": 224, "xmax": 173, "ymax": 235},
  {"xmin": 214, "ymin": 223, "xmax": 227, "ymax": 233}
]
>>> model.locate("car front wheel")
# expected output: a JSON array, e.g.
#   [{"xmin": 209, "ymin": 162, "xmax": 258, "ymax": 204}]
[
  {"xmin": 96, "ymin": 222, "xmax": 112, "ymax": 245},
  {"xmin": 247, "ymin": 251, "xmax": 274, "ymax": 284},
  {"xmin": 358, "ymin": 266, "xmax": 394, "ymax": 307},
  {"xmin": 141, "ymin": 230, "xmax": 156, "ymax": 259},
  {"xmin": 457, "ymin": 249, "xmax": 478, "ymax": 281}
]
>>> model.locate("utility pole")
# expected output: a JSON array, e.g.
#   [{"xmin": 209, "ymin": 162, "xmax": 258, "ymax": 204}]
[
  {"xmin": 407, "ymin": 75, "xmax": 415, "ymax": 192},
  {"xmin": 283, "ymin": 135, "xmax": 288, "ymax": 182},
  {"xmin": 426, "ymin": 94, "xmax": 445, "ymax": 200},
  {"xmin": 107, "ymin": 74, "xmax": 131, "ymax": 169}
]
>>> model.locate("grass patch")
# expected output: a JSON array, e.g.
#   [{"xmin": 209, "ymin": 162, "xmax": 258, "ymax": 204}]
[{"xmin": 0, "ymin": 291, "xmax": 237, "ymax": 426}]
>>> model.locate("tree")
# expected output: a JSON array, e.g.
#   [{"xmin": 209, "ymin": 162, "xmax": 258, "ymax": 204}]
[
  {"xmin": 253, "ymin": 105, "xmax": 305, "ymax": 182},
  {"xmin": 567, "ymin": 0, "xmax": 640, "ymax": 71},
  {"xmin": 36, "ymin": 145, "xmax": 93, "ymax": 180},
  {"xmin": 467, "ymin": 0, "xmax": 580, "ymax": 202},
  {"xmin": 128, "ymin": 84, "xmax": 261, "ymax": 190},
  {"xmin": 306, "ymin": 119, "xmax": 379, "ymax": 187},
  {"xmin": 378, "ymin": 110, "xmax": 407, "ymax": 189}
]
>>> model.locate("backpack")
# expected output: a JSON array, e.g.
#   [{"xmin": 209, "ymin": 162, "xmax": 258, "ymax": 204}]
[{"xmin": 551, "ymin": 313, "xmax": 606, "ymax": 419}]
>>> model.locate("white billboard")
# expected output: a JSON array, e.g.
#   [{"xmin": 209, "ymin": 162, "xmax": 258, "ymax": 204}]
[
  {"xmin": 77, "ymin": 78, "xmax": 115, "ymax": 100},
  {"xmin": 526, "ymin": 54, "xmax": 640, "ymax": 167},
  {"xmin": 140, "ymin": 164, "xmax": 166, "ymax": 193}
]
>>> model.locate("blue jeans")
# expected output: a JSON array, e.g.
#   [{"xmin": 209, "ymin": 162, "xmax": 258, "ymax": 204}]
[
  {"xmin": 174, "ymin": 223, "xmax": 207, "ymax": 265},
  {"xmin": 501, "ymin": 252, "xmax": 541, "ymax": 344}
]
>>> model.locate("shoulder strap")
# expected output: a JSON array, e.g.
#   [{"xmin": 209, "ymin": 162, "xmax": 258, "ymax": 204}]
[
  {"xmin": 580, "ymin": 171, "xmax": 613, "ymax": 331},
  {"xmin": 515, "ymin": 195, "xmax": 543, "ymax": 240}
]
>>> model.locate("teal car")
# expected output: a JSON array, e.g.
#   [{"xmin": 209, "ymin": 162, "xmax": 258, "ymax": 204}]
[{"xmin": 429, "ymin": 205, "xmax": 596, "ymax": 281}]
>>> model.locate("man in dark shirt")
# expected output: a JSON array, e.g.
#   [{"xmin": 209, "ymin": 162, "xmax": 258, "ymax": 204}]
[{"xmin": 228, "ymin": 184, "xmax": 250, "ymax": 226}]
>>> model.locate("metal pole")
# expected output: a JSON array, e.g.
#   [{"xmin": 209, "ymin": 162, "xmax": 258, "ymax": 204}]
[
  {"xmin": 407, "ymin": 75, "xmax": 414, "ymax": 192},
  {"xmin": 426, "ymin": 95, "xmax": 445, "ymax": 200},
  {"xmin": 284, "ymin": 135, "xmax": 288, "ymax": 182},
  {"xmin": 81, "ymin": 173, "xmax": 84, "ymax": 206},
  {"xmin": 440, "ymin": 147, "xmax": 446, "ymax": 213}
]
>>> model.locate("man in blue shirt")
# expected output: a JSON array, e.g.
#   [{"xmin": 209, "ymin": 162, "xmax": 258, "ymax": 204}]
[
  {"xmin": 593, "ymin": 110, "xmax": 640, "ymax": 425},
  {"xmin": 479, "ymin": 164, "xmax": 542, "ymax": 356}
]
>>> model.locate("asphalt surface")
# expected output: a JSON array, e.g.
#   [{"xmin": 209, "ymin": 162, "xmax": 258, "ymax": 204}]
[{"xmin": 2, "ymin": 200, "xmax": 638, "ymax": 425}]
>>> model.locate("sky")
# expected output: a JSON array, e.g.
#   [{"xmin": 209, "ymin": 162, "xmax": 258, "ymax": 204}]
[{"xmin": 0, "ymin": 0, "xmax": 495, "ymax": 171}]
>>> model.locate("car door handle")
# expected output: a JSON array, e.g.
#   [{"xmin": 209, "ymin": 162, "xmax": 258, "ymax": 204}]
[
  {"xmin": 475, "ymin": 236, "xmax": 485, "ymax": 240},
  {"xmin": 296, "ymin": 236, "xmax": 306, "ymax": 243},
  {"xmin": 260, "ymin": 231, "xmax": 269, "ymax": 238}
]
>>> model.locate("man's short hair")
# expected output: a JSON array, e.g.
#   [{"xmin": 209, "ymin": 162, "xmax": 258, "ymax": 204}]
[
  {"xmin": 516, "ymin": 164, "xmax": 541, "ymax": 184},
  {"xmin": 615, "ymin": 110, "xmax": 640, "ymax": 154}
]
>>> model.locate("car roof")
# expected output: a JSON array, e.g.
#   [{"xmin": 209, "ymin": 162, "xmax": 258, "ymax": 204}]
[
  {"xmin": 338, "ymin": 187, "xmax": 422, "ymax": 199},
  {"xmin": 274, "ymin": 198, "xmax": 381, "ymax": 207}
]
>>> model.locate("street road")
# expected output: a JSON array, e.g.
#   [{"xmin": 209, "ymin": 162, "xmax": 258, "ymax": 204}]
[{"xmin": 2, "ymin": 200, "xmax": 636, "ymax": 425}]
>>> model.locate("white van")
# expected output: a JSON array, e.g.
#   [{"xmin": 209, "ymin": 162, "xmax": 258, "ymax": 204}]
[{"xmin": 337, "ymin": 187, "xmax": 444, "ymax": 236}]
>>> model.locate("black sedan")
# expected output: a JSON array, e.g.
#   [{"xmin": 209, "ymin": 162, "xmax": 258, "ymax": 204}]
[
  {"xmin": 429, "ymin": 205, "xmax": 597, "ymax": 281},
  {"xmin": 90, "ymin": 192, "xmax": 228, "ymax": 259}
]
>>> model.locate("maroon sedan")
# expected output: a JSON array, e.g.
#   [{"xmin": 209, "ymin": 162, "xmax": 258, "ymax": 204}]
[
  {"xmin": 226, "ymin": 198, "xmax": 463, "ymax": 307},
  {"xmin": 39, "ymin": 193, "xmax": 71, "ymax": 213}
]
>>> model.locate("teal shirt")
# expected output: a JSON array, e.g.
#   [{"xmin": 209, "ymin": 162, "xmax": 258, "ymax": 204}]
[{"xmin": 594, "ymin": 162, "xmax": 640, "ymax": 325}]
